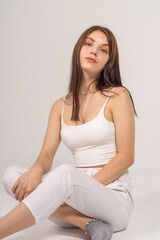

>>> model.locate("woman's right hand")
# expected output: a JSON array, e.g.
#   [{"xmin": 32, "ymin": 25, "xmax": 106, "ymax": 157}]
[{"xmin": 12, "ymin": 166, "xmax": 43, "ymax": 202}]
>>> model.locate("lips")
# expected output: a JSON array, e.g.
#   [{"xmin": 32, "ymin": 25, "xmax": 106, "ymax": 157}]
[{"xmin": 85, "ymin": 57, "xmax": 97, "ymax": 63}]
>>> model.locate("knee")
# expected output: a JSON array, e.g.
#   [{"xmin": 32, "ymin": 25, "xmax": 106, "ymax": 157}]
[
  {"xmin": 51, "ymin": 164, "xmax": 76, "ymax": 182},
  {"xmin": 3, "ymin": 166, "xmax": 16, "ymax": 185},
  {"xmin": 2, "ymin": 165, "xmax": 19, "ymax": 194},
  {"xmin": 56, "ymin": 163, "xmax": 75, "ymax": 176}
]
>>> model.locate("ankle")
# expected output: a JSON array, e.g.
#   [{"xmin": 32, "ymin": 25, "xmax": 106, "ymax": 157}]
[
  {"xmin": 84, "ymin": 218, "xmax": 97, "ymax": 234},
  {"xmin": 80, "ymin": 217, "xmax": 94, "ymax": 231},
  {"xmin": 66, "ymin": 216, "xmax": 94, "ymax": 231}
]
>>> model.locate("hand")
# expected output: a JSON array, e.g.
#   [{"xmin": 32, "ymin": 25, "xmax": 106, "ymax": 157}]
[{"xmin": 12, "ymin": 166, "xmax": 43, "ymax": 202}]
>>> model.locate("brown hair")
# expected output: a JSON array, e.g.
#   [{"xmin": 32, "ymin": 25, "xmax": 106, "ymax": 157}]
[{"xmin": 65, "ymin": 25, "xmax": 138, "ymax": 121}]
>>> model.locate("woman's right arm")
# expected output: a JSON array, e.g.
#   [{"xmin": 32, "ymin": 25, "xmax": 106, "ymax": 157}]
[
  {"xmin": 29, "ymin": 97, "xmax": 63, "ymax": 175},
  {"xmin": 12, "ymin": 97, "xmax": 63, "ymax": 202}
]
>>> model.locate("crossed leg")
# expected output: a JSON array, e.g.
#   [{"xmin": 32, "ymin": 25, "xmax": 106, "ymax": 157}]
[
  {"xmin": 0, "ymin": 200, "xmax": 93, "ymax": 239},
  {"xmin": 1, "ymin": 165, "xmax": 94, "ymax": 239},
  {"xmin": 1, "ymin": 164, "xmax": 130, "ymax": 239},
  {"xmin": 50, "ymin": 203, "xmax": 93, "ymax": 230}
]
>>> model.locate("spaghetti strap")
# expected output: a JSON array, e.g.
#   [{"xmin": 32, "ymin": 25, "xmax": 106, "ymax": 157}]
[
  {"xmin": 104, "ymin": 87, "xmax": 115, "ymax": 105},
  {"xmin": 61, "ymin": 88, "xmax": 115, "ymax": 121},
  {"xmin": 108, "ymin": 87, "xmax": 115, "ymax": 97},
  {"xmin": 101, "ymin": 87, "xmax": 115, "ymax": 111}
]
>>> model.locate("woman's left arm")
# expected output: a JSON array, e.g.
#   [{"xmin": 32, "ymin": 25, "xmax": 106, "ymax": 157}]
[{"xmin": 92, "ymin": 87, "xmax": 135, "ymax": 186}]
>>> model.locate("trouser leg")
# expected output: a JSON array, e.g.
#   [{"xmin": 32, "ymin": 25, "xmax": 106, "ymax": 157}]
[
  {"xmin": 2, "ymin": 165, "xmax": 28, "ymax": 198},
  {"xmin": 2, "ymin": 163, "xmax": 132, "ymax": 232},
  {"xmin": 2, "ymin": 165, "xmax": 76, "ymax": 228}
]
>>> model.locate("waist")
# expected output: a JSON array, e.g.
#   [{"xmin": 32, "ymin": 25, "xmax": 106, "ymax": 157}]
[
  {"xmin": 76, "ymin": 164, "xmax": 106, "ymax": 168},
  {"xmin": 72, "ymin": 147, "xmax": 117, "ymax": 167}
]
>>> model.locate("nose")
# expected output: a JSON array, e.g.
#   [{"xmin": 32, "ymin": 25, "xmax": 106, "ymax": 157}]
[{"xmin": 90, "ymin": 46, "xmax": 98, "ymax": 56}]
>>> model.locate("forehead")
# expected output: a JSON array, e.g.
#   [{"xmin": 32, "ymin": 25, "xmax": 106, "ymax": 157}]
[{"xmin": 86, "ymin": 30, "xmax": 108, "ymax": 44}]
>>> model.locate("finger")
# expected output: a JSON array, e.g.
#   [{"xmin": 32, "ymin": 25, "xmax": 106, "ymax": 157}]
[
  {"xmin": 12, "ymin": 179, "xmax": 20, "ymax": 194},
  {"xmin": 18, "ymin": 189, "xmax": 26, "ymax": 202},
  {"xmin": 14, "ymin": 184, "xmax": 23, "ymax": 200},
  {"xmin": 22, "ymin": 186, "xmax": 35, "ymax": 200},
  {"xmin": 23, "ymin": 192, "xmax": 29, "ymax": 200}
]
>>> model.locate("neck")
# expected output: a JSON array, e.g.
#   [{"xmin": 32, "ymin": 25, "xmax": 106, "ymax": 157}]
[{"xmin": 80, "ymin": 78, "xmax": 97, "ymax": 94}]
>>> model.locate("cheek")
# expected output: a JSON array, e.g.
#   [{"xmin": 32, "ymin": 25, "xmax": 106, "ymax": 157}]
[
  {"xmin": 79, "ymin": 52, "xmax": 83, "ymax": 65},
  {"xmin": 99, "ymin": 58, "xmax": 109, "ymax": 70},
  {"xmin": 80, "ymin": 47, "xmax": 85, "ymax": 58},
  {"xmin": 80, "ymin": 48, "xmax": 86, "ymax": 64},
  {"xmin": 102, "ymin": 57, "xmax": 109, "ymax": 66}
]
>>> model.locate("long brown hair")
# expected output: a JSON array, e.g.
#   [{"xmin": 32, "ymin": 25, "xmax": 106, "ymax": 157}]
[{"xmin": 65, "ymin": 25, "xmax": 138, "ymax": 121}]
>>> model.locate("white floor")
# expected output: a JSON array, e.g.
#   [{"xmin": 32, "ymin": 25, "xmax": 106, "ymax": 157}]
[{"xmin": 1, "ymin": 173, "xmax": 160, "ymax": 240}]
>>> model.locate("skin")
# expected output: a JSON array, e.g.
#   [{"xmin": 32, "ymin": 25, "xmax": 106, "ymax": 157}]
[
  {"xmin": 0, "ymin": 30, "xmax": 135, "ymax": 238},
  {"xmin": 80, "ymin": 29, "xmax": 109, "ymax": 92}
]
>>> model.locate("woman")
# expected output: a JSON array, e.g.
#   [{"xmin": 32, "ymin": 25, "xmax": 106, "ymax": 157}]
[{"xmin": 1, "ymin": 25, "xmax": 137, "ymax": 240}]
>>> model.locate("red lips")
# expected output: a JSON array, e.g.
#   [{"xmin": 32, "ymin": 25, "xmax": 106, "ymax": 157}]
[{"xmin": 85, "ymin": 57, "xmax": 97, "ymax": 63}]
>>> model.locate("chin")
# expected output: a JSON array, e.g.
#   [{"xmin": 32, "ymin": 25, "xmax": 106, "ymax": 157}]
[{"xmin": 83, "ymin": 68, "xmax": 99, "ymax": 76}]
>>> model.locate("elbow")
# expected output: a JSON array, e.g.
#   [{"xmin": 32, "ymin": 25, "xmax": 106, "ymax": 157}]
[
  {"xmin": 119, "ymin": 153, "xmax": 134, "ymax": 167},
  {"xmin": 128, "ymin": 156, "xmax": 134, "ymax": 166}
]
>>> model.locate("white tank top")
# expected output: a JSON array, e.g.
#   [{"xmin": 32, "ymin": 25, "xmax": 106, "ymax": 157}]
[
  {"xmin": 61, "ymin": 88, "xmax": 116, "ymax": 167},
  {"xmin": 60, "ymin": 87, "xmax": 134, "ymax": 201}
]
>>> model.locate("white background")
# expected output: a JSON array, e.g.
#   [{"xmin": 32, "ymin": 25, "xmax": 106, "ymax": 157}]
[{"xmin": 0, "ymin": 0, "xmax": 160, "ymax": 239}]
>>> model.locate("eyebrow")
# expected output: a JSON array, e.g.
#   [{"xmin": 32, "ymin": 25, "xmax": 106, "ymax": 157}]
[{"xmin": 86, "ymin": 37, "xmax": 109, "ymax": 46}]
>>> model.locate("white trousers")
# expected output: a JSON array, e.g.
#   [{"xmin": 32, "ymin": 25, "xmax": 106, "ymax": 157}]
[{"xmin": 2, "ymin": 164, "xmax": 134, "ymax": 232}]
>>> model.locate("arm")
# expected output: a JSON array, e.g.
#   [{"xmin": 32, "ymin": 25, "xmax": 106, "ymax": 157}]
[
  {"xmin": 92, "ymin": 87, "xmax": 135, "ymax": 186},
  {"xmin": 29, "ymin": 98, "xmax": 63, "ymax": 175},
  {"xmin": 12, "ymin": 97, "xmax": 63, "ymax": 201}
]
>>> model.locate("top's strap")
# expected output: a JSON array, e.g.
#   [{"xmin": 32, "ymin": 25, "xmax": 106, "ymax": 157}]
[
  {"xmin": 106, "ymin": 86, "xmax": 115, "ymax": 100},
  {"xmin": 62, "ymin": 87, "xmax": 115, "ymax": 115},
  {"xmin": 109, "ymin": 87, "xmax": 115, "ymax": 97},
  {"xmin": 103, "ymin": 87, "xmax": 115, "ymax": 107}
]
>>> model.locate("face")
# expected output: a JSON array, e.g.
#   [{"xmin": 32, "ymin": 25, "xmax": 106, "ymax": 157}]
[{"xmin": 80, "ymin": 30, "xmax": 109, "ymax": 77}]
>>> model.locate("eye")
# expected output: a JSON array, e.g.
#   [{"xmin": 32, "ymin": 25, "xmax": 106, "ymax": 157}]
[
  {"xmin": 84, "ymin": 42, "xmax": 108, "ymax": 53},
  {"xmin": 101, "ymin": 49, "xmax": 108, "ymax": 53}
]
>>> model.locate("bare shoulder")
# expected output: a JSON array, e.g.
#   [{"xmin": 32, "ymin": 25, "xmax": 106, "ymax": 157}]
[
  {"xmin": 110, "ymin": 86, "xmax": 134, "ymax": 116},
  {"xmin": 49, "ymin": 97, "xmax": 64, "ymax": 121},
  {"xmin": 101, "ymin": 86, "xmax": 129, "ymax": 98},
  {"xmin": 101, "ymin": 86, "xmax": 131, "ymax": 109},
  {"xmin": 52, "ymin": 97, "xmax": 63, "ymax": 109},
  {"xmin": 109, "ymin": 86, "xmax": 131, "ymax": 103},
  {"xmin": 60, "ymin": 95, "xmax": 72, "ymax": 105},
  {"xmin": 52, "ymin": 96, "xmax": 72, "ymax": 120},
  {"xmin": 53, "ymin": 96, "xmax": 69, "ymax": 107},
  {"xmin": 112, "ymin": 86, "xmax": 130, "ymax": 96}
]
